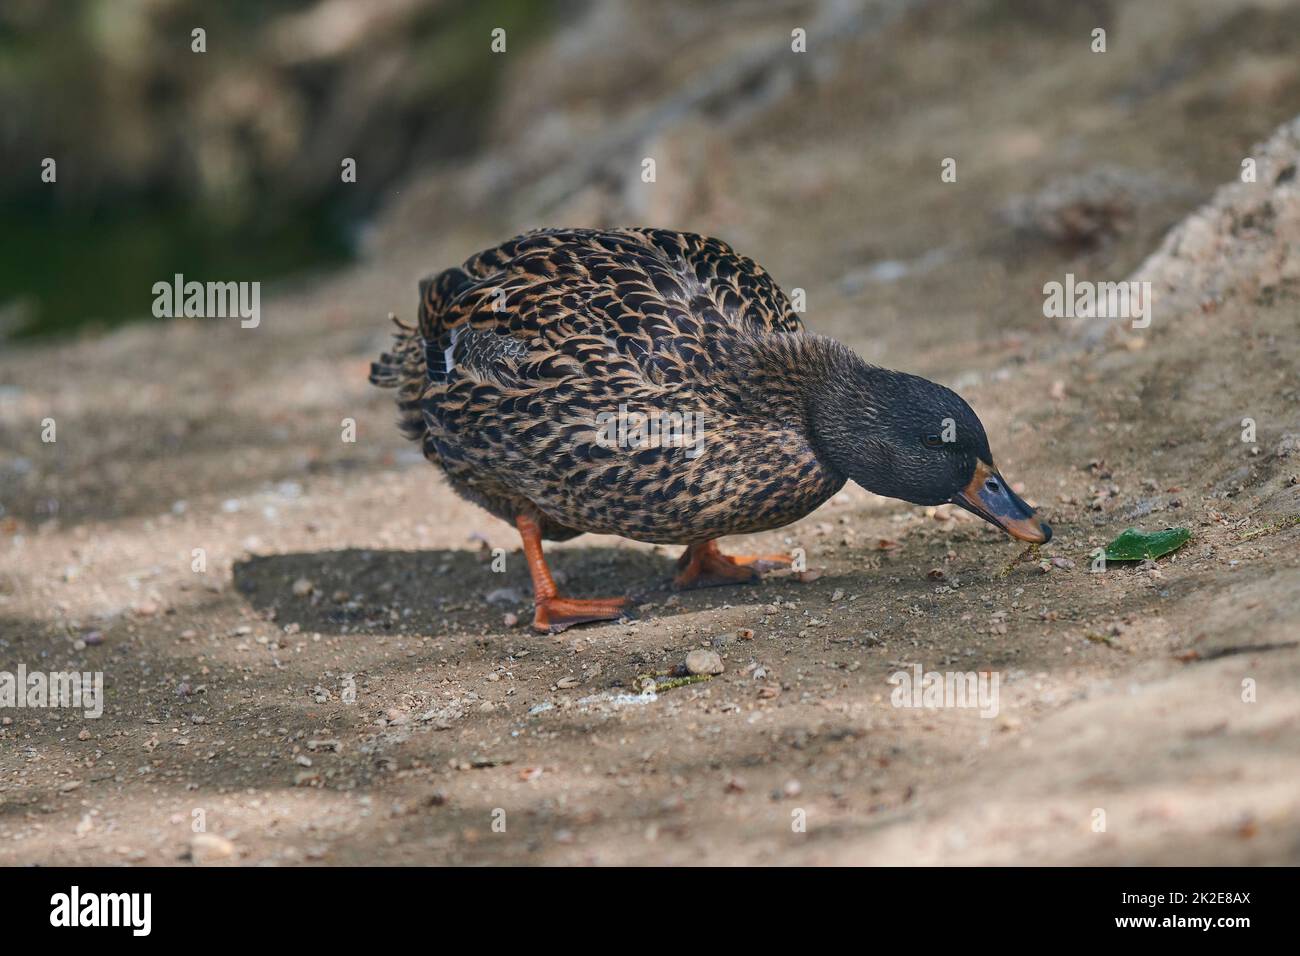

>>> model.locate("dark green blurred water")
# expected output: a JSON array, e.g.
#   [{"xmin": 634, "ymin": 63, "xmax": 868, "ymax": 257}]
[
  {"xmin": 0, "ymin": 201, "xmax": 354, "ymax": 339},
  {"xmin": 0, "ymin": 0, "xmax": 555, "ymax": 341}
]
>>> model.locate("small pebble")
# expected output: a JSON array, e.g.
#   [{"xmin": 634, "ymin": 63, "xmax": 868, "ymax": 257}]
[
  {"xmin": 189, "ymin": 833, "xmax": 235, "ymax": 864},
  {"xmin": 485, "ymin": 587, "xmax": 524, "ymax": 607},
  {"xmin": 685, "ymin": 649, "xmax": 725, "ymax": 675}
]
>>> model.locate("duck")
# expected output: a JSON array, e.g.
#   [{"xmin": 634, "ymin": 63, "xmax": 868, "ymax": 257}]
[{"xmin": 370, "ymin": 227, "xmax": 1050, "ymax": 633}]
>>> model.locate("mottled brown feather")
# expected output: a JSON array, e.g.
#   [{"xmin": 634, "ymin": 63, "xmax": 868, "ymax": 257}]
[{"xmin": 370, "ymin": 228, "xmax": 844, "ymax": 543}]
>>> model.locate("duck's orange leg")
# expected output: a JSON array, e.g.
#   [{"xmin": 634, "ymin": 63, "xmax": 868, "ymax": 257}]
[
  {"xmin": 673, "ymin": 540, "xmax": 792, "ymax": 590},
  {"xmin": 516, "ymin": 514, "xmax": 628, "ymax": 633}
]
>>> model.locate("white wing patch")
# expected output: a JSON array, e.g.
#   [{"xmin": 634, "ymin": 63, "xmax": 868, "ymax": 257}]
[
  {"xmin": 444, "ymin": 325, "xmax": 465, "ymax": 374},
  {"xmin": 427, "ymin": 326, "xmax": 532, "ymax": 385}
]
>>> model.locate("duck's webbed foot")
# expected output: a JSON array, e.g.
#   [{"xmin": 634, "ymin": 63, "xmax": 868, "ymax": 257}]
[
  {"xmin": 533, "ymin": 595, "xmax": 629, "ymax": 634},
  {"xmin": 516, "ymin": 514, "xmax": 630, "ymax": 634},
  {"xmin": 673, "ymin": 540, "xmax": 792, "ymax": 590}
]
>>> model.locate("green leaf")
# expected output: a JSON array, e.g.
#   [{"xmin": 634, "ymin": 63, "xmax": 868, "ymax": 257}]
[{"xmin": 1103, "ymin": 527, "xmax": 1192, "ymax": 562}]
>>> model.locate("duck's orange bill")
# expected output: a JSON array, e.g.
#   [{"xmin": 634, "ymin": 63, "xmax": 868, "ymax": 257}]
[{"xmin": 951, "ymin": 460, "xmax": 1052, "ymax": 544}]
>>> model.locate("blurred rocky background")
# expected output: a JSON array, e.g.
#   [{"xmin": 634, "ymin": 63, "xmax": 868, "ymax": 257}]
[
  {"xmin": 7, "ymin": 0, "xmax": 1296, "ymax": 341},
  {"xmin": 0, "ymin": 0, "xmax": 552, "ymax": 336}
]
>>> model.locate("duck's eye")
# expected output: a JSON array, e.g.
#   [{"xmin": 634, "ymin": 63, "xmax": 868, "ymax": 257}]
[{"xmin": 923, "ymin": 434, "xmax": 944, "ymax": 448}]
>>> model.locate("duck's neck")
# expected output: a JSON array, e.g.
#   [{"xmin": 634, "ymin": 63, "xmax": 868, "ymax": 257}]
[{"xmin": 737, "ymin": 333, "xmax": 892, "ymax": 470}]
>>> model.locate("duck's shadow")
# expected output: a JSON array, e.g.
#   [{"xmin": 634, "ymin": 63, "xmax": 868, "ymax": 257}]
[{"xmin": 232, "ymin": 546, "xmax": 690, "ymax": 636}]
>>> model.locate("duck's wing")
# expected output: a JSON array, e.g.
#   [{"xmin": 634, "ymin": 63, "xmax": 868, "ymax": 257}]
[
  {"xmin": 420, "ymin": 227, "xmax": 799, "ymax": 336},
  {"xmin": 618, "ymin": 228, "xmax": 803, "ymax": 336},
  {"xmin": 420, "ymin": 228, "xmax": 802, "ymax": 393}
]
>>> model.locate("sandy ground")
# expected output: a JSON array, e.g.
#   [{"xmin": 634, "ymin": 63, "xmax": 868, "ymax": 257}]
[{"xmin": 2, "ymin": 0, "xmax": 1299, "ymax": 865}]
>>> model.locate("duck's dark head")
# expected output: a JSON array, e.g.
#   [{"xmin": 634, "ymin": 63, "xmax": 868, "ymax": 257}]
[{"xmin": 807, "ymin": 360, "xmax": 1052, "ymax": 544}]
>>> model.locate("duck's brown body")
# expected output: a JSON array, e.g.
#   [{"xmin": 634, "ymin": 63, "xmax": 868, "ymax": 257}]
[
  {"xmin": 372, "ymin": 227, "xmax": 845, "ymax": 545},
  {"xmin": 372, "ymin": 227, "xmax": 1050, "ymax": 632}
]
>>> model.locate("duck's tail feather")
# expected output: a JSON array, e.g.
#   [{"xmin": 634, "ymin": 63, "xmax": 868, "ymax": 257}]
[{"xmin": 369, "ymin": 314, "xmax": 426, "ymax": 442}]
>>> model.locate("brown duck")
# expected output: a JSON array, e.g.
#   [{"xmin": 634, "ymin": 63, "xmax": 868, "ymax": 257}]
[{"xmin": 371, "ymin": 228, "xmax": 1050, "ymax": 633}]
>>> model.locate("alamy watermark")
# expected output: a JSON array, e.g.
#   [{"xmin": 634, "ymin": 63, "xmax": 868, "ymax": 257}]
[
  {"xmin": 888, "ymin": 664, "xmax": 1000, "ymax": 719},
  {"xmin": 1043, "ymin": 273, "xmax": 1151, "ymax": 329},
  {"xmin": 1, "ymin": 665, "xmax": 104, "ymax": 718},
  {"xmin": 50, "ymin": 886, "xmax": 150, "ymax": 936},
  {"xmin": 594, "ymin": 404, "xmax": 706, "ymax": 459},
  {"xmin": 152, "ymin": 274, "xmax": 260, "ymax": 328}
]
